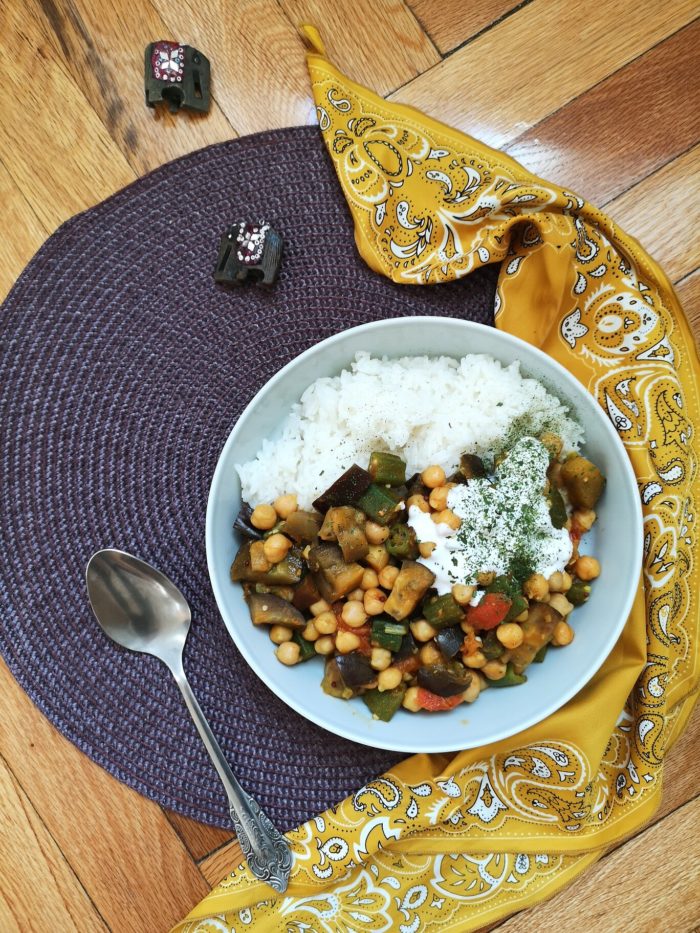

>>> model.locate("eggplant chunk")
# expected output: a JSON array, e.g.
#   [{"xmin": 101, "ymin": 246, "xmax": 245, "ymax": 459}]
[
  {"xmin": 319, "ymin": 506, "xmax": 369, "ymax": 562},
  {"xmin": 282, "ymin": 509, "xmax": 323, "ymax": 543},
  {"xmin": 313, "ymin": 464, "xmax": 372, "ymax": 513},
  {"xmin": 230, "ymin": 540, "xmax": 303, "ymax": 585},
  {"xmin": 307, "ymin": 542, "xmax": 365, "ymax": 601},
  {"xmin": 292, "ymin": 574, "xmax": 322, "ymax": 611},
  {"xmin": 322, "ymin": 658, "xmax": 355, "ymax": 699},
  {"xmin": 434, "ymin": 626, "xmax": 464, "ymax": 659},
  {"xmin": 233, "ymin": 502, "xmax": 264, "ymax": 540},
  {"xmin": 417, "ymin": 664, "xmax": 472, "ymax": 697},
  {"xmin": 560, "ymin": 456, "xmax": 605, "ymax": 509},
  {"xmin": 335, "ymin": 651, "xmax": 377, "ymax": 688},
  {"xmin": 247, "ymin": 593, "xmax": 305, "ymax": 629},
  {"xmin": 509, "ymin": 601, "xmax": 562, "ymax": 673},
  {"xmin": 384, "ymin": 560, "xmax": 436, "ymax": 621}
]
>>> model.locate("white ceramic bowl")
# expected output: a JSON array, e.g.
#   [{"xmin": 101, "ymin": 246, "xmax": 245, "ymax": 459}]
[{"xmin": 206, "ymin": 318, "xmax": 642, "ymax": 753}]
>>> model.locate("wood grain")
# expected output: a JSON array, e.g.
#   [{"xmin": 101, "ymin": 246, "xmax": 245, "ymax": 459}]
[
  {"xmin": 29, "ymin": 0, "xmax": 234, "ymax": 175},
  {"xmin": 505, "ymin": 21, "xmax": 700, "ymax": 206},
  {"xmin": 676, "ymin": 268, "xmax": 700, "ymax": 341},
  {"xmin": 0, "ymin": 755, "xmax": 109, "ymax": 933},
  {"xmin": 390, "ymin": 0, "xmax": 698, "ymax": 149},
  {"xmin": 199, "ymin": 838, "xmax": 245, "ymax": 886},
  {"xmin": 605, "ymin": 143, "xmax": 700, "ymax": 283},
  {"xmin": 409, "ymin": 0, "xmax": 523, "ymax": 54},
  {"xmin": 281, "ymin": 0, "xmax": 440, "ymax": 93},
  {"xmin": 0, "ymin": 658, "xmax": 209, "ymax": 933},
  {"xmin": 164, "ymin": 809, "xmax": 233, "ymax": 862},
  {"xmin": 0, "ymin": 159, "xmax": 47, "ymax": 301}
]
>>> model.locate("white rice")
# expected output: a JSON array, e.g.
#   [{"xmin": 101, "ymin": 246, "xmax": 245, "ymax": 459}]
[{"xmin": 236, "ymin": 352, "xmax": 583, "ymax": 509}]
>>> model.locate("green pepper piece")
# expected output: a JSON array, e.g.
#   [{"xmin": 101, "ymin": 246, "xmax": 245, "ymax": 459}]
[
  {"xmin": 368, "ymin": 451, "xmax": 406, "ymax": 487},
  {"xmin": 489, "ymin": 662, "xmax": 527, "ymax": 687},
  {"xmin": 355, "ymin": 483, "xmax": 402, "ymax": 525},
  {"xmin": 371, "ymin": 617, "xmax": 407, "ymax": 652},
  {"xmin": 386, "ymin": 524, "xmax": 419, "ymax": 560},
  {"xmin": 363, "ymin": 685, "xmax": 406, "ymax": 722},
  {"xmin": 292, "ymin": 630, "xmax": 317, "ymax": 662},
  {"xmin": 481, "ymin": 629, "xmax": 504, "ymax": 660},
  {"xmin": 422, "ymin": 593, "xmax": 464, "ymax": 629},
  {"xmin": 504, "ymin": 593, "xmax": 528, "ymax": 622},
  {"xmin": 567, "ymin": 579, "xmax": 592, "ymax": 606},
  {"xmin": 548, "ymin": 485, "xmax": 568, "ymax": 529},
  {"xmin": 533, "ymin": 644, "xmax": 548, "ymax": 663}
]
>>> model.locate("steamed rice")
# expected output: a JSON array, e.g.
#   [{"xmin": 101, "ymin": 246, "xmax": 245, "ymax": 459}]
[{"xmin": 236, "ymin": 352, "xmax": 583, "ymax": 509}]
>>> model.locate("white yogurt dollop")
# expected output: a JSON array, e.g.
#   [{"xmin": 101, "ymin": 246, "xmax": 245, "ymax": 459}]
[{"xmin": 407, "ymin": 437, "xmax": 572, "ymax": 595}]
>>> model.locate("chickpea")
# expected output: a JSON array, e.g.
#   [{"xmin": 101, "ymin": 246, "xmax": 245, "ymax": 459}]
[
  {"xmin": 548, "ymin": 593, "xmax": 574, "ymax": 616},
  {"xmin": 269, "ymin": 624, "xmax": 293, "ymax": 644},
  {"xmin": 262, "ymin": 533, "xmax": 292, "ymax": 564},
  {"xmin": 452, "ymin": 583, "xmax": 475, "ymax": 605},
  {"xmin": 335, "ymin": 630, "xmax": 361, "ymax": 653},
  {"xmin": 347, "ymin": 587, "xmax": 365, "ymax": 602},
  {"xmin": 515, "ymin": 609, "xmax": 529, "ymax": 623},
  {"xmin": 273, "ymin": 493, "xmax": 297, "ymax": 519},
  {"xmin": 524, "ymin": 572, "xmax": 549, "ymax": 601},
  {"xmin": 464, "ymin": 650, "xmax": 487, "ymax": 669},
  {"xmin": 275, "ymin": 641, "xmax": 300, "ymax": 665},
  {"xmin": 402, "ymin": 686, "xmax": 422, "ymax": 712},
  {"xmin": 496, "ymin": 622, "xmax": 524, "ymax": 649},
  {"xmin": 370, "ymin": 647, "xmax": 392, "ymax": 671},
  {"xmin": 365, "ymin": 521, "xmax": 390, "ymax": 545},
  {"xmin": 361, "ymin": 568, "xmax": 379, "ymax": 590},
  {"xmin": 462, "ymin": 674, "xmax": 481, "ymax": 703},
  {"xmin": 574, "ymin": 555, "xmax": 600, "ymax": 581},
  {"xmin": 410, "ymin": 619, "xmax": 437, "ymax": 642},
  {"xmin": 378, "ymin": 666, "xmax": 402, "ymax": 692},
  {"xmin": 419, "ymin": 541, "xmax": 436, "ymax": 558},
  {"xmin": 460, "ymin": 619, "xmax": 477, "ymax": 635},
  {"xmin": 573, "ymin": 509, "xmax": 597, "ymax": 532},
  {"xmin": 341, "ymin": 600, "xmax": 368, "ymax": 628},
  {"xmin": 314, "ymin": 635, "xmax": 336, "ymax": 655},
  {"xmin": 477, "ymin": 571, "xmax": 495, "ymax": 586},
  {"xmin": 314, "ymin": 611, "xmax": 338, "ymax": 635},
  {"xmin": 365, "ymin": 544, "xmax": 390, "ymax": 571},
  {"xmin": 378, "ymin": 565, "xmax": 400, "ymax": 589},
  {"xmin": 421, "ymin": 465, "xmax": 446, "ymax": 488},
  {"xmin": 250, "ymin": 503, "xmax": 277, "ymax": 530},
  {"xmin": 552, "ymin": 620, "xmax": 574, "ymax": 646},
  {"xmin": 432, "ymin": 508, "xmax": 461, "ymax": 530},
  {"xmin": 407, "ymin": 494, "xmax": 430, "ymax": 513},
  {"xmin": 309, "ymin": 599, "xmax": 331, "ymax": 617},
  {"xmin": 249, "ymin": 540, "xmax": 271, "ymax": 573},
  {"xmin": 428, "ymin": 484, "xmax": 453, "ymax": 511},
  {"xmin": 482, "ymin": 659, "xmax": 508, "ymax": 680},
  {"xmin": 302, "ymin": 620, "xmax": 319, "ymax": 642},
  {"xmin": 419, "ymin": 643, "xmax": 442, "ymax": 666},
  {"xmin": 364, "ymin": 588, "xmax": 387, "ymax": 616}
]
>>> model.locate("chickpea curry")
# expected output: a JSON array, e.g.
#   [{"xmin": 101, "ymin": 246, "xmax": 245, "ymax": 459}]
[{"xmin": 230, "ymin": 439, "xmax": 604, "ymax": 721}]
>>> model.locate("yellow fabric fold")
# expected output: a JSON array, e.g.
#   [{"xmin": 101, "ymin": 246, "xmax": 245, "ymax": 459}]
[{"xmin": 175, "ymin": 27, "xmax": 699, "ymax": 932}]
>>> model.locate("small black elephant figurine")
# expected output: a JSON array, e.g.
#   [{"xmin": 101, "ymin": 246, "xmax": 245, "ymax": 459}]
[
  {"xmin": 145, "ymin": 41, "xmax": 210, "ymax": 113},
  {"xmin": 214, "ymin": 222, "xmax": 283, "ymax": 286}
]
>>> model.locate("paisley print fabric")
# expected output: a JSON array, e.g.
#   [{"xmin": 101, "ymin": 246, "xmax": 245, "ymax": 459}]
[{"xmin": 175, "ymin": 26, "xmax": 699, "ymax": 932}]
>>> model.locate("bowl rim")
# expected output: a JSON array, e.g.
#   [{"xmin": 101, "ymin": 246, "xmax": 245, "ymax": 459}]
[{"xmin": 206, "ymin": 316, "xmax": 643, "ymax": 752}]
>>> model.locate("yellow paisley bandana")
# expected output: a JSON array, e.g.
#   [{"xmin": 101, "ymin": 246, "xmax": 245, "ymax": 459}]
[{"xmin": 175, "ymin": 26, "xmax": 699, "ymax": 932}]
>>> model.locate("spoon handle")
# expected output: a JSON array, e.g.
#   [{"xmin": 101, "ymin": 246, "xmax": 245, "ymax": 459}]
[{"xmin": 171, "ymin": 666, "xmax": 292, "ymax": 893}]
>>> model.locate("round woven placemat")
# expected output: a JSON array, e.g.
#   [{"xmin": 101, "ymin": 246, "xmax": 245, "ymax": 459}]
[{"xmin": 0, "ymin": 125, "xmax": 497, "ymax": 829}]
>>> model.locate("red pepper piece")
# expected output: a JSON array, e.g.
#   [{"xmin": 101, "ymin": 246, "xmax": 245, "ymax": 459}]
[
  {"xmin": 417, "ymin": 688, "xmax": 463, "ymax": 712},
  {"xmin": 466, "ymin": 592, "xmax": 512, "ymax": 630}
]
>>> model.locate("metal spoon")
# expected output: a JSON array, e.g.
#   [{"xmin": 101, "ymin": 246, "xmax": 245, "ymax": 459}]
[{"xmin": 86, "ymin": 548, "xmax": 292, "ymax": 893}]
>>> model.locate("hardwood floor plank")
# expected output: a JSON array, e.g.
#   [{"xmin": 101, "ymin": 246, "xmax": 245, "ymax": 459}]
[
  {"xmin": 0, "ymin": 159, "xmax": 48, "ymax": 301},
  {"xmin": 28, "ymin": 0, "xmax": 234, "ymax": 176},
  {"xmin": 496, "ymin": 796, "xmax": 700, "ymax": 932},
  {"xmin": 389, "ymin": 0, "xmax": 698, "ymax": 149},
  {"xmin": 652, "ymin": 701, "xmax": 700, "ymax": 823},
  {"xmin": 0, "ymin": 658, "xmax": 209, "ymax": 933},
  {"xmin": 605, "ymin": 143, "xmax": 700, "ymax": 284},
  {"xmin": 199, "ymin": 838, "xmax": 244, "ymax": 886},
  {"xmin": 676, "ymin": 268, "xmax": 700, "ymax": 342},
  {"xmin": 150, "ymin": 0, "xmax": 318, "ymax": 134},
  {"xmin": 408, "ymin": 0, "xmax": 523, "ymax": 54},
  {"xmin": 164, "ymin": 809, "xmax": 233, "ymax": 862},
  {"xmin": 0, "ymin": 2, "xmax": 135, "ymax": 231},
  {"xmin": 505, "ymin": 21, "xmax": 700, "ymax": 206},
  {"xmin": 281, "ymin": 0, "xmax": 440, "ymax": 93},
  {"xmin": 0, "ymin": 755, "xmax": 109, "ymax": 933}
]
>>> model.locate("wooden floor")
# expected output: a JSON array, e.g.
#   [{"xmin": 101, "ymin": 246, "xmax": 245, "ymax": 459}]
[{"xmin": 1, "ymin": 2, "xmax": 699, "ymax": 931}]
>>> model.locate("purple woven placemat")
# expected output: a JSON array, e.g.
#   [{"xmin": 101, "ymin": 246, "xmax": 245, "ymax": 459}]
[{"xmin": 0, "ymin": 125, "xmax": 497, "ymax": 829}]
